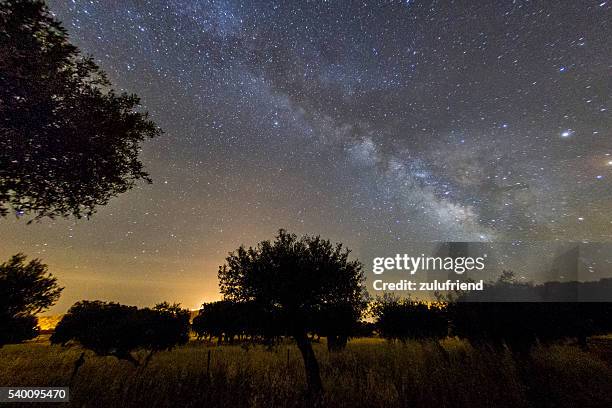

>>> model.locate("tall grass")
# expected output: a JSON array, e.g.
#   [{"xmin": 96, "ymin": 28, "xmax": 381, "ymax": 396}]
[{"xmin": 1, "ymin": 338, "xmax": 611, "ymax": 408}]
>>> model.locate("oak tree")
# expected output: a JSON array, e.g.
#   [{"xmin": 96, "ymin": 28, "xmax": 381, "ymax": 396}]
[
  {"xmin": 0, "ymin": 0, "xmax": 160, "ymax": 220},
  {"xmin": 218, "ymin": 229, "xmax": 368, "ymax": 394}
]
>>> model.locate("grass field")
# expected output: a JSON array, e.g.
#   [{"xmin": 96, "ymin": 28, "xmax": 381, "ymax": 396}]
[{"xmin": 1, "ymin": 337, "xmax": 612, "ymax": 408}]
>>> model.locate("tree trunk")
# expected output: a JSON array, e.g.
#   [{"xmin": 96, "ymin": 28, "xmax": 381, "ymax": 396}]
[
  {"xmin": 142, "ymin": 350, "xmax": 156, "ymax": 367},
  {"xmin": 577, "ymin": 334, "xmax": 588, "ymax": 350},
  {"xmin": 115, "ymin": 351, "xmax": 140, "ymax": 367},
  {"xmin": 70, "ymin": 352, "xmax": 86, "ymax": 383},
  {"xmin": 293, "ymin": 330, "xmax": 323, "ymax": 395},
  {"xmin": 327, "ymin": 335, "xmax": 348, "ymax": 352}
]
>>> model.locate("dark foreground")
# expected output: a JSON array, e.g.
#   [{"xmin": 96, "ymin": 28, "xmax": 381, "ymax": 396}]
[{"xmin": 1, "ymin": 337, "xmax": 612, "ymax": 408}]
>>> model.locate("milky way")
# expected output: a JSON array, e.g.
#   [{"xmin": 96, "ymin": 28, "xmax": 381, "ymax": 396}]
[{"xmin": 1, "ymin": 1, "xmax": 611, "ymax": 311}]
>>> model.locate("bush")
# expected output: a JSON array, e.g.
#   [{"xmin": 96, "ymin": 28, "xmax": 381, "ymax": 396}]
[{"xmin": 371, "ymin": 295, "xmax": 448, "ymax": 341}]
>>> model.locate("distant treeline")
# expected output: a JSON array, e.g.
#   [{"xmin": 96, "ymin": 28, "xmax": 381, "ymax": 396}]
[
  {"xmin": 192, "ymin": 300, "xmax": 367, "ymax": 351},
  {"xmin": 457, "ymin": 275, "xmax": 612, "ymax": 302},
  {"xmin": 192, "ymin": 293, "xmax": 612, "ymax": 354},
  {"xmin": 41, "ymin": 276, "xmax": 612, "ymax": 358}
]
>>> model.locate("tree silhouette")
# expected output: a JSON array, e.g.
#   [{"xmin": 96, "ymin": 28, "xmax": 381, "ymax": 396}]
[
  {"xmin": 447, "ymin": 273, "xmax": 612, "ymax": 352},
  {"xmin": 371, "ymin": 295, "xmax": 447, "ymax": 341},
  {"xmin": 193, "ymin": 300, "xmax": 282, "ymax": 345},
  {"xmin": 193, "ymin": 300, "xmax": 245, "ymax": 344},
  {"xmin": 0, "ymin": 0, "xmax": 161, "ymax": 220},
  {"xmin": 146, "ymin": 302, "xmax": 192, "ymax": 357},
  {"xmin": 51, "ymin": 300, "xmax": 190, "ymax": 369},
  {"xmin": 310, "ymin": 303, "xmax": 362, "ymax": 351},
  {"xmin": 0, "ymin": 253, "xmax": 62, "ymax": 346},
  {"xmin": 218, "ymin": 229, "xmax": 368, "ymax": 394}
]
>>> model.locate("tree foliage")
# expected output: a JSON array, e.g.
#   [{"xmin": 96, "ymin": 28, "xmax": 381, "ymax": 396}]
[
  {"xmin": 219, "ymin": 230, "xmax": 367, "ymax": 317},
  {"xmin": 308, "ymin": 303, "xmax": 364, "ymax": 351},
  {"xmin": 0, "ymin": 253, "xmax": 62, "ymax": 346},
  {"xmin": 193, "ymin": 299, "xmax": 366, "ymax": 352},
  {"xmin": 193, "ymin": 300, "xmax": 282, "ymax": 345},
  {"xmin": 218, "ymin": 229, "xmax": 368, "ymax": 393},
  {"xmin": 371, "ymin": 294, "xmax": 448, "ymax": 341},
  {"xmin": 447, "ymin": 272, "xmax": 612, "ymax": 352},
  {"xmin": 0, "ymin": 0, "xmax": 161, "ymax": 220},
  {"xmin": 51, "ymin": 300, "xmax": 190, "ymax": 366}
]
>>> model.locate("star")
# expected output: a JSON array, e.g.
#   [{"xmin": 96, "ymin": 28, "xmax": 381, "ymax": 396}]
[{"xmin": 2, "ymin": 0, "xmax": 610, "ymax": 311}]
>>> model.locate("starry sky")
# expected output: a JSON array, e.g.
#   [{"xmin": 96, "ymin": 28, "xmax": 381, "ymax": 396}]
[{"xmin": 1, "ymin": 0, "xmax": 611, "ymax": 312}]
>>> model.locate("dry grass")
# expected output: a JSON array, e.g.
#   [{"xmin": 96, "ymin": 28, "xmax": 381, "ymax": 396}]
[{"xmin": 1, "ymin": 337, "xmax": 611, "ymax": 408}]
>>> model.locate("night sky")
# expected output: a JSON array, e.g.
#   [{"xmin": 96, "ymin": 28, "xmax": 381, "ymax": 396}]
[{"xmin": 1, "ymin": 0, "xmax": 611, "ymax": 312}]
